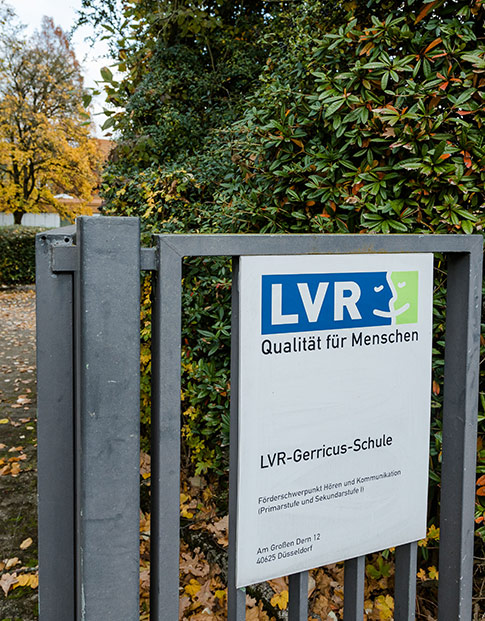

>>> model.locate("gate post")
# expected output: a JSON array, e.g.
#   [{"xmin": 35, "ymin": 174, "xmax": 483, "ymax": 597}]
[
  {"xmin": 74, "ymin": 216, "xmax": 141, "ymax": 620},
  {"xmin": 36, "ymin": 227, "xmax": 76, "ymax": 619}
]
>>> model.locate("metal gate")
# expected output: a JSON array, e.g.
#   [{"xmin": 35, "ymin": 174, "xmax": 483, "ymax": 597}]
[{"xmin": 36, "ymin": 216, "xmax": 482, "ymax": 620}]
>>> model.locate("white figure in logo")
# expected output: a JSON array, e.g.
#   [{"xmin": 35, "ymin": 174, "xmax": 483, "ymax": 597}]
[{"xmin": 373, "ymin": 273, "xmax": 409, "ymax": 325}]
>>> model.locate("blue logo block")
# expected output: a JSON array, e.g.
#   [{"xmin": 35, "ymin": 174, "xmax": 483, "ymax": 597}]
[{"xmin": 261, "ymin": 271, "xmax": 418, "ymax": 335}]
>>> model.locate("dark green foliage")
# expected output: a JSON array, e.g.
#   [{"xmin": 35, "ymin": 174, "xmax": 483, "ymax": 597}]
[
  {"xmin": 0, "ymin": 227, "xmax": 45, "ymax": 286},
  {"xmin": 94, "ymin": 0, "xmax": 485, "ymax": 489},
  {"xmin": 222, "ymin": 0, "xmax": 485, "ymax": 235}
]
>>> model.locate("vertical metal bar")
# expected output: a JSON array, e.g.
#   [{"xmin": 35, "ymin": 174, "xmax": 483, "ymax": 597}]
[
  {"xmin": 394, "ymin": 542, "xmax": 417, "ymax": 620},
  {"xmin": 150, "ymin": 238, "xmax": 182, "ymax": 620},
  {"xmin": 36, "ymin": 229, "xmax": 76, "ymax": 620},
  {"xmin": 75, "ymin": 216, "xmax": 141, "ymax": 620},
  {"xmin": 289, "ymin": 571, "xmax": 308, "ymax": 620},
  {"xmin": 438, "ymin": 245, "xmax": 483, "ymax": 620},
  {"xmin": 343, "ymin": 556, "xmax": 365, "ymax": 621},
  {"xmin": 228, "ymin": 257, "xmax": 246, "ymax": 620}
]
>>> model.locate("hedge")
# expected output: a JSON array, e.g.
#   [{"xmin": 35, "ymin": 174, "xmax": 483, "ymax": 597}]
[{"xmin": 0, "ymin": 226, "xmax": 46, "ymax": 286}]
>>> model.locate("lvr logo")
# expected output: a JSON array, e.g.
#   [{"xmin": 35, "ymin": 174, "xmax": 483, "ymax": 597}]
[{"xmin": 261, "ymin": 271, "xmax": 418, "ymax": 335}]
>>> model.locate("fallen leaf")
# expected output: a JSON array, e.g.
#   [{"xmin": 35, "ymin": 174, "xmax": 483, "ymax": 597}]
[
  {"xmin": 375, "ymin": 594, "xmax": 394, "ymax": 620},
  {"xmin": 5, "ymin": 557, "xmax": 20, "ymax": 570},
  {"xmin": 308, "ymin": 573, "xmax": 316, "ymax": 597},
  {"xmin": 270, "ymin": 589, "xmax": 289, "ymax": 610},
  {"xmin": 140, "ymin": 451, "xmax": 151, "ymax": 478},
  {"xmin": 140, "ymin": 568, "xmax": 150, "ymax": 595},
  {"xmin": 20, "ymin": 537, "xmax": 33, "ymax": 550},
  {"xmin": 15, "ymin": 574, "xmax": 31, "ymax": 588},
  {"xmin": 193, "ymin": 578, "xmax": 215, "ymax": 607},
  {"xmin": 0, "ymin": 572, "xmax": 18, "ymax": 596},
  {"xmin": 246, "ymin": 602, "xmax": 270, "ymax": 620},
  {"xmin": 268, "ymin": 576, "xmax": 288, "ymax": 593},
  {"xmin": 179, "ymin": 594, "xmax": 191, "ymax": 617},
  {"xmin": 206, "ymin": 515, "xmax": 229, "ymax": 547},
  {"xmin": 185, "ymin": 578, "xmax": 201, "ymax": 597}
]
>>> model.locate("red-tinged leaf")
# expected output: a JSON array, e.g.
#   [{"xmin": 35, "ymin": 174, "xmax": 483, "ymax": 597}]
[
  {"xmin": 457, "ymin": 110, "xmax": 474, "ymax": 115},
  {"xmin": 439, "ymin": 81, "xmax": 449, "ymax": 90},
  {"xmin": 477, "ymin": 475, "xmax": 485, "ymax": 486},
  {"xmin": 424, "ymin": 37, "xmax": 442, "ymax": 54},
  {"xmin": 461, "ymin": 151, "xmax": 472, "ymax": 168},
  {"xmin": 477, "ymin": 486, "xmax": 485, "ymax": 496},
  {"xmin": 432, "ymin": 380, "xmax": 440, "ymax": 395},
  {"xmin": 359, "ymin": 42, "xmax": 375, "ymax": 56},
  {"xmin": 439, "ymin": 153, "xmax": 451, "ymax": 160},
  {"xmin": 415, "ymin": 0, "xmax": 439, "ymax": 24}
]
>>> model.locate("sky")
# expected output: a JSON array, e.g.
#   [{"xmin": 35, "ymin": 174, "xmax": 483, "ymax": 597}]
[{"xmin": 12, "ymin": 0, "xmax": 115, "ymax": 137}]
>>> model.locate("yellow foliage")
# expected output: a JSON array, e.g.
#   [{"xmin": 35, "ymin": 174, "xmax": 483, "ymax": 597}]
[
  {"xmin": 12, "ymin": 572, "xmax": 38, "ymax": 590},
  {"xmin": 0, "ymin": 18, "xmax": 101, "ymax": 222},
  {"xmin": 270, "ymin": 589, "xmax": 289, "ymax": 610},
  {"xmin": 185, "ymin": 578, "xmax": 201, "ymax": 597},
  {"xmin": 375, "ymin": 594, "xmax": 394, "ymax": 620},
  {"xmin": 428, "ymin": 566, "xmax": 439, "ymax": 580}
]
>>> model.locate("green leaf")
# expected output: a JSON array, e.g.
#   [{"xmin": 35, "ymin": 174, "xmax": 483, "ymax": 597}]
[
  {"xmin": 100, "ymin": 66, "xmax": 113, "ymax": 82},
  {"xmin": 325, "ymin": 99, "xmax": 345, "ymax": 118}
]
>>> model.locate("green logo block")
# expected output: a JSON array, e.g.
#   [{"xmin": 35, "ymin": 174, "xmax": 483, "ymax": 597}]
[{"xmin": 390, "ymin": 271, "xmax": 419, "ymax": 325}]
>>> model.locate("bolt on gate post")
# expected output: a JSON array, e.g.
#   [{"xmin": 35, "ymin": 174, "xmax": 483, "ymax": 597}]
[{"xmin": 36, "ymin": 216, "xmax": 482, "ymax": 620}]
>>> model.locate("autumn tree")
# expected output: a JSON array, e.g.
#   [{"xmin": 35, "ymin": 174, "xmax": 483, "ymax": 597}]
[{"xmin": 0, "ymin": 14, "xmax": 100, "ymax": 224}]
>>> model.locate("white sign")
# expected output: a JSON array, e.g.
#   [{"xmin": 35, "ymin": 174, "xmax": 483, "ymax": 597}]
[{"xmin": 236, "ymin": 253, "xmax": 433, "ymax": 588}]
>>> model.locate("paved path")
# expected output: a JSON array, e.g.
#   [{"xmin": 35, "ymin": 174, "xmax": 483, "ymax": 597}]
[{"xmin": 0, "ymin": 285, "xmax": 38, "ymax": 620}]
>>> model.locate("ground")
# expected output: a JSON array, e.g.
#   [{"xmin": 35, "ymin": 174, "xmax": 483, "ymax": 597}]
[{"xmin": 0, "ymin": 286, "xmax": 38, "ymax": 621}]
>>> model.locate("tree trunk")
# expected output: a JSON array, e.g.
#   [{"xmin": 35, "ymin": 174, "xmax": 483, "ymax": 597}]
[{"xmin": 13, "ymin": 211, "xmax": 24, "ymax": 225}]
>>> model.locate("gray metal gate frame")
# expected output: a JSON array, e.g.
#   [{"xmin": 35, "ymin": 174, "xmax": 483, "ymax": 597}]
[{"xmin": 36, "ymin": 216, "xmax": 483, "ymax": 620}]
